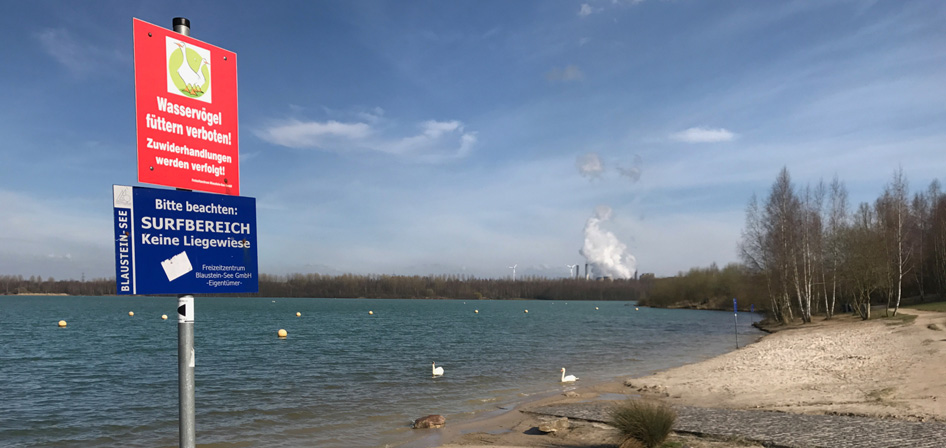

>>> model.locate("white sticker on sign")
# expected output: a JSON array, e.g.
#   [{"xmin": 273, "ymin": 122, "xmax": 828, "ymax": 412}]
[
  {"xmin": 113, "ymin": 185, "xmax": 133, "ymax": 208},
  {"xmin": 161, "ymin": 251, "xmax": 193, "ymax": 282},
  {"xmin": 178, "ymin": 295, "xmax": 194, "ymax": 323}
]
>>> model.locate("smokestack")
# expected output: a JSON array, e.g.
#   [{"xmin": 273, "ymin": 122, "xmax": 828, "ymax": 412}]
[
  {"xmin": 585, "ymin": 263, "xmax": 589, "ymax": 280},
  {"xmin": 577, "ymin": 262, "xmax": 581, "ymax": 279}
]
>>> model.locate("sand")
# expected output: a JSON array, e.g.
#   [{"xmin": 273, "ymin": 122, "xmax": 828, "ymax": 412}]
[{"xmin": 423, "ymin": 308, "xmax": 946, "ymax": 448}]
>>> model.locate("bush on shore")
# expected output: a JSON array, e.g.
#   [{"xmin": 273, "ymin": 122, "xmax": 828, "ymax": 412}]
[{"xmin": 609, "ymin": 399, "xmax": 676, "ymax": 448}]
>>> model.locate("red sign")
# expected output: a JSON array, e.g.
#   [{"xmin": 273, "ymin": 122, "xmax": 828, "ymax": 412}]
[{"xmin": 134, "ymin": 18, "xmax": 239, "ymax": 195}]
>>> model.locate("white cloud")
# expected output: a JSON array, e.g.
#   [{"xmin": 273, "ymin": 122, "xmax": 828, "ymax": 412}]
[
  {"xmin": 386, "ymin": 120, "xmax": 477, "ymax": 162},
  {"xmin": 580, "ymin": 0, "xmax": 644, "ymax": 17},
  {"xmin": 670, "ymin": 127, "xmax": 737, "ymax": 143},
  {"xmin": 546, "ymin": 65, "xmax": 584, "ymax": 82},
  {"xmin": 257, "ymin": 115, "xmax": 475, "ymax": 163},
  {"xmin": 257, "ymin": 120, "xmax": 372, "ymax": 148},
  {"xmin": 35, "ymin": 28, "xmax": 125, "ymax": 77},
  {"xmin": 356, "ymin": 107, "xmax": 386, "ymax": 123}
]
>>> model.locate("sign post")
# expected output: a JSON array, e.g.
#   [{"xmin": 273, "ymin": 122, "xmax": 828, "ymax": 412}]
[
  {"xmin": 178, "ymin": 293, "xmax": 195, "ymax": 448},
  {"xmin": 124, "ymin": 17, "xmax": 248, "ymax": 448}
]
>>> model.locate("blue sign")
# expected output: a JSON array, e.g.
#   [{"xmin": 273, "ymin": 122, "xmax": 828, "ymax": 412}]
[
  {"xmin": 113, "ymin": 185, "xmax": 258, "ymax": 295},
  {"xmin": 733, "ymin": 297, "xmax": 737, "ymax": 313}
]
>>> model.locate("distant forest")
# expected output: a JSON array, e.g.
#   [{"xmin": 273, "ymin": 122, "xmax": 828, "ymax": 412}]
[
  {"xmin": 0, "ymin": 273, "xmax": 644, "ymax": 302},
  {"xmin": 6, "ymin": 167, "xmax": 945, "ymax": 322}
]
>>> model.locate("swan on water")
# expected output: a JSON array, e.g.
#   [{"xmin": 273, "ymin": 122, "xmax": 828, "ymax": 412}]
[
  {"xmin": 560, "ymin": 367, "xmax": 578, "ymax": 382},
  {"xmin": 432, "ymin": 362, "xmax": 444, "ymax": 377}
]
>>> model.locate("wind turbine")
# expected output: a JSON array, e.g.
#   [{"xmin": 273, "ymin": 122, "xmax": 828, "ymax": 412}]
[
  {"xmin": 566, "ymin": 264, "xmax": 577, "ymax": 278},
  {"xmin": 508, "ymin": 264, "xmax": 517, "ymax": 281}
]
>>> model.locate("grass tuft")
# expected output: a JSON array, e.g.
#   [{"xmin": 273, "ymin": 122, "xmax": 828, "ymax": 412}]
[{"xmin": 609, "ymin": 400, "xmax": 676, "ymax": 448}]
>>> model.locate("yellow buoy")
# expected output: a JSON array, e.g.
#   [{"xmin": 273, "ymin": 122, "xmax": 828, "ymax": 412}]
[
  {"xmin": 58, "ymin": 320, "xmax": 67, "ymax": 327},
  {"xmin": 595, "ymin": 307, "xmax": 599, "ymax": 310},
  {"xmin": 369, "ymin": 310, "xmax": 374, "ymax": 315},
  {"xmin": 128, "ymin": 311, "xmax": 134, "ymax": 317},
  {"xmin": 524, "ymin": 309, "xmax": 528, "ymax": 313},
  {"xmin": 474, "ymin": 309, "xmax": 479, "ymax": 314},
  {"xmin": 635, "ymin": 307, "xmax": 639, "ymax": 311},
  {"xmin": 161, "ymin": 314, "xmax": 168, "ymax": 320},
  {"xmin": 296, "ymin": 312, "xmax": 301, "ymax": 317},
  {"xmin": 278, "ymin": 329, "xmax": 287, "ymax": 338}
]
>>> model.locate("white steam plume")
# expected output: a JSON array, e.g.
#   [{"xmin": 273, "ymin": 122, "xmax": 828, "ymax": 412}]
[
  {"xmin": 579, "ymin": 206, "xmax": 636, "ymax": 279},
  {"xmin": 576, "ymin": 152, "xmax": 604, "ymax": 179}
]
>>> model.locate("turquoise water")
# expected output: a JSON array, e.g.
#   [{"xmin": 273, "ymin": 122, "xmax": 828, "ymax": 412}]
[{"xmin": 0, "ymin": 296, "xmax": 763, "ymax": 447}]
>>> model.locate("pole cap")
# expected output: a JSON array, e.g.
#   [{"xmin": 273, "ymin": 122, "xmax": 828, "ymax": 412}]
[{"xmin": 172, "ymin": 17, "xmax": 190, "ymax": 28}]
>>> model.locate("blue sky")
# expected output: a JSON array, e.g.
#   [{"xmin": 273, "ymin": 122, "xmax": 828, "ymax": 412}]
[{"xmin": 1, "ymin": 0, "xmax": 944, "ymax": 281}]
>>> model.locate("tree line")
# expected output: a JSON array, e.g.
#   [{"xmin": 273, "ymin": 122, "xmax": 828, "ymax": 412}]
[
  {"xmin": 642, "ymin": 167, "xmax": 946, "ymax": 323},
  {"xmin": 0, "ymin": 273, "xmax": 643, "ymax": 302},
  {"xmin": 15, "ymin": 165, "xmax": 942, "ymax": 318}
]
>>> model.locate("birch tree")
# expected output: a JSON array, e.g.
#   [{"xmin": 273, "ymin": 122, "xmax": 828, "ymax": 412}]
[
  {"xmin": 823, "ymin": 176, "xmax": 848, "ymax": 319},
  {"xmin": 884, "ymin": 168, "xmax": 912, "ymax": 316},
  {"xmin": 764, "ymin": 167, "xmax": 800, "ymax": 323}
]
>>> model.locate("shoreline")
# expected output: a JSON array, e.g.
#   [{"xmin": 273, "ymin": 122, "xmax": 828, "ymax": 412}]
[
  {"xmin": 396, "ymin": 332, "xmax": 770, "ymax": 448},
  {"xmin": 399, "ymin": 374, "xmax": 647, "ymax": 448},
  {"xmin": 421, "ymin": 308, "xmax": 946, "ymax": 447}
]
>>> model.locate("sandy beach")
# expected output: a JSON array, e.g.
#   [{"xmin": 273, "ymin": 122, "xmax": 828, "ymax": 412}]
[{"xmin": 425, "ymin": 308, "xmax": 946, "ymax": 448}]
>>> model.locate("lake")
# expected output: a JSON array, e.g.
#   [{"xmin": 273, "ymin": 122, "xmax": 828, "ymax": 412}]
[{"xmin": 0, "ymin": 295, "xmax": 763, "ymax": 447}]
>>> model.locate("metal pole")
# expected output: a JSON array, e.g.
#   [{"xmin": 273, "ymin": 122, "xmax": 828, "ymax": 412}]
[
  {"xmin": 178, "ymin": 294, "xmax": 195, "ymax": 448},
  {"xmin": 733, "ymin": 298, "xmax": 738, "ymax": 349},
  {"xmin": 172, "ymin": 18, "xmax": 195, "ymax": 448}
]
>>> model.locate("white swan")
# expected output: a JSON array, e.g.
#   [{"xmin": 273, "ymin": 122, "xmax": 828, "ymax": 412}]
[
  {"xmin": 432, "ymin": 362, "xmax": 444, "ymax": 377},
  {"xmin": 560, "ymin": 367, "xmax": 578, "ymax": 382}
]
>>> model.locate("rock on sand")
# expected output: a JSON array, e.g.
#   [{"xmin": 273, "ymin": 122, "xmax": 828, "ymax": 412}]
[{"xmin": 412, "ymin": 414, "xmax": 446, "ymax": 429}]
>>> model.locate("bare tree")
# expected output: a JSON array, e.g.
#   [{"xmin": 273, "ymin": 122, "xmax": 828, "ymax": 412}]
[
  {"xmin": 911, "ymin": 190, "xmax": 930, "ymax": 301},
  {"xmin": 823, "ymin": 176, "xmax": 848, "ymax": 319},
  {"xmin": 845, "ymin": 203, "xmax": 885, "ymax": 320},
  {"xmin": 740, "ymin": 193, "xmax": 782, "ymax": 321},
  {"xmin": 882, "ymin": 168, "xmax": 913, "ymax": 316},
  {"xmin": 791, "ymin": 183, "xmax": 822, "ymax": 323},
  {"xmin": 929, "ymin": 180, "xmax": 946, "ymax": 296},
  {"xmin": 764, "ymin": 167, "xmax": 800, "ymax": 323}
]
